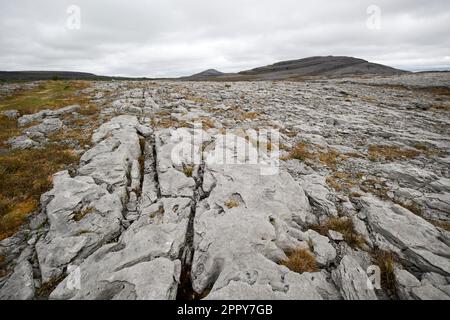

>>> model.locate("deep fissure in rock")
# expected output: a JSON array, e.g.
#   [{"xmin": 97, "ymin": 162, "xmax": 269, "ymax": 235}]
[{"xmin": 176, "ymin": 163, "xmax": 205, "ymax": 300}]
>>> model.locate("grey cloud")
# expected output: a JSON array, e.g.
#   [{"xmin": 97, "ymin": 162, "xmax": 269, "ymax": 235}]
[{"xmin": 0, "ymin": 0, "xmax": 449, "ymax": 77}]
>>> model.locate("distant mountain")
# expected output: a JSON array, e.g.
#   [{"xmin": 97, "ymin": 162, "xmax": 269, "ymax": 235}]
[
  {"xmin": 182, "ymin": 56, "xmax": 408, "ymax": 81},
  {"xmin": 0, "ymin": 71, "xmax": 102, "ymax": 81},
  {"xmin": 0, "ymin": 71, "xmax": 153, "ymax": 82},
  {"xmin": 237, "ymin": 56, "xmax": 408, "ymax": 80},
  {"xmin": 1, "ymin": 56, "xmax": 409, "ymax": 82},
  {"xmin": 180, "ymin": 69, "xmax": 226, "ymax": 80}
]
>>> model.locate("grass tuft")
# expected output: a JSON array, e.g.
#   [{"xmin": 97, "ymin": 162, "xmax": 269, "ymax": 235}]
[
  {"xmin": 372, "ymin": 249, "xmax": 397, "ymax": 297},
  {"xmin": 224, "ymin": 199, "xmax": 240, "ymax": 209},
  {"xmin": 289, "ymin": 141, "xmax": 315, "ymax": 161},
  {"xmin": 368, "ymin": 145, "xmax": 420, "ymax": 162},
  {"xmin": 311, "ymin": 217, "xmax": 366, "ymax": 249},
  {"xmin": 281, "ymin": 249, "xmax": 319, "ymax": 274},
  {"xmin": 182, "ymin": 165, "xmax": 194, "ymax": 178},
  {"xmin": 73, "ymin": 207, "xmax": 94, "ymax": 222}
]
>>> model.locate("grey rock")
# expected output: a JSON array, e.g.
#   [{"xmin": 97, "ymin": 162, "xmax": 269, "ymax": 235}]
[
  {"xmin": 394, "ymin": 268, "xmax": 421, "ymax": 300},
  {"xmin": 305, "ymin": 230, "xmax": 337, "ymax": 266},
  {"xmin": 299, "ymin": 174, "xmax": 337, "ymax": 217},
  {"xmin": 18, "ymin": 109, "xmax": 52, "ymax": 126},
  {"xmin": 49, "ymin": 213, "xmax": 188, "ymax": 299},
  {"xmin": 332, "ymin": 255, "xmax": 378, "ymax": 300},
  {"xmin": 18, "ymin": 105, "xmax": 80, "ymax": 126},
  {"xmin": 8, "ymin": 135, "xmax": 39, "ymax": 150},
  {"xmin": 379, "ymin": 163, "xmax": 438, "ymax": 189},
  {"xmin": 0, "ymin": 261, "xmax": 35, "ymax": 300},
  {"xmin": 191, "ymin": 134, "xmax": 318, "ymax": 298},
  {"xmin": 329, "ymin": 230, "xmax": 344, "ymax": 241},
  {"xmin": 360, "ymin": 196, "xmax": 450, "ymax": 275},
  {"xmin": 429, "ymin": 178, "xmax": 450, "ymax": 193},
  {"xmin": 421, "ymin": 272, "xmax": 448, "ymax": 286},
  {"xmin": 155, "ymin": 128, "xmax": 207, "ymax": 198},
  {"xmin": 37, "ymin": 116, "xmax": 142, "ymax": 283},
  {"xmin": 2, "ymin": 109, "xmax": 20, "ymax": 119},
  {"xmin": 25, "ymin": 118, "xmax": 63, "ymax": 135},
  {"xmin": 411, "ymin": 284, "xmax": 450, "ymax": 300}
]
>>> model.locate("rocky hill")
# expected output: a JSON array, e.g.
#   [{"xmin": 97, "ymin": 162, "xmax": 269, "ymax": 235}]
[
  {"xmin": 0, "ymin": 72, "xmax": 449, "ymax": 300},
  {"xmin": 238, "ymin": 56, "xmax": 407, "ymax": 79},
  {"xmin": 183, "ymin": 56, "xmax": 408, "ymax": 81},
  {"xmin": 181, "ymin": 69, "xmax": 226, "ymax": 81}
]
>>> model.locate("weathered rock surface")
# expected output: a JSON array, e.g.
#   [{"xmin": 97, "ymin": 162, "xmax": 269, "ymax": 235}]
[
  {"xmin": 36, "ymin": 116, "xmax": 142, "ymax": 283},
  {"xmin": 360, "ymin": 196, "xmax": 450, "ymax": 276},
  {"xmin": 2, "ymin": 109, "xmax": 20, "ymax": 119},
  {"xmin": 18, "ymin": 105, "xmax": 80, "ymax": 126},
  {"xmin": 190, "ymin": 134, "xmax": 329, "ymax": 299},
  {"xmin": 331, "ymin": 255, "xmax": 377, "ymax": 300},
  {"xmin": 1, "ymin": 73, "xmax": 449, "ymax": 300},
  {"xmin": 0, "ymin": 261, "xmax": 35, "ymax": 300},
  {"xmin": 7, "ymin": 135, "xmax": 39, "ymax": 150},
  {"xmin": 299, "ymin": 174, "xmax": 337, "ymax": 217},
  {"xmin": 25, "ymin": 118, "xmax": 63, "ymax": 135}
]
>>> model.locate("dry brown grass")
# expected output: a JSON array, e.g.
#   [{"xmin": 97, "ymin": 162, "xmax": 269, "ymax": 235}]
[
  {"xmin": 182, "ymin": 166, "xmax": 194, "ymax": 178},
  {"xmin": 350, "ymin": 192, "xmax": 362, "ymax": 198},
  {"xmin": 396, "ymin": 201, "xmax": 422, "ymax": 216},
  {"xmin": 238, "ymin": 111, "xmax": 259, "ymax": 121},
  {"xmin": 77, "ymin": 104, "xmax": 99, "ymax": 116},
  {"xmin": 368, "ymin": 145, "xmax": 421, "ymax": 162},
  {"xmin": 73, "ymin": 207, "xmax": 94, "ymax": 222},
  {"xmin": 154, "ymin": 117, "xmax": 190, "ymax": 129},
  {"xmin": 431, "ymin": 104, "xmax": 450, "ymax": 112},
  {"xmin": 287, "ymin": 142, "xmax": 343, "ymax": 169},
  {"xmin": 49, "ymin": 103, "xmax": 101, "ymax": 148},
  {"xmin": 281, "ymin": 249, "xmax": 318, "ymax": 274},
  {"xmin": 36, "ymin": 273, "xmax": 67, "ymax": 299},
  {"xmin": 372, "ymin": 249, "xmax": 397, "ymax": 297},
  {"xmin": 326, "ymin": 172, "xmax": 359, "ymax": 194},
  {"xmin": 427, "ymin": 87, "xmax": 450, "ymax": 96},
  {"xmin": 280, "ymin": 129, "xmax": 298, "ymax": 138},
  {"xmin": 0, "ymin": 254, "xmax": 7, "ymax": 278},
  {"xmin": 0, "ymin": 144, "xmax": 80, "ymax": 240},
  {"xmin": 0, "ymin": 115, "xmax": 21, "ymax": 148},
  {"xmin": 49, "ymin": 126, "xmax": 94, "ymax": 148},
  {"xmin": 185, "ymin": 95, "xmax": 212, "ymax": 104},
  {"xmin": 199, "ymin": 118, "xmax": 216, "ymax": 129},
  {"xmin": 224, "ymin": 199, "xmax": 240, "ymax": 209},
  {"xmin": 345, "ymin": 152, "xmax": 365, "ymax": 159},
  {"xmin": 430, "ymin": 220, "xmax": 450, "ymax": 231},
  {"xmin": 318, "ymin": 149, "xmax": 341, "ymax": 169},
  {"xmin": 311, "ymin": 217, "xmax": 366, "ymax": 249},
  {"xmin": 412, "ymin": 143, "xmax": 440, "ymax": 157},
  {"xmin": 0, "ymin": 82, "xmax": 96, "ymax": 240},
  {"xmin": 289, "ymin": 141, "xmax": 315, "ymax": 161},
  {"xmin": 360, "ymin": 178, "xmax": 390, "ymax": 200}
]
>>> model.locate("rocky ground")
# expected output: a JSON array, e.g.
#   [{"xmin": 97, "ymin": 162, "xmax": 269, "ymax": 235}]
[{"xmin": 0, "ymin": 72, "xmax": 449, "ymax": 300}]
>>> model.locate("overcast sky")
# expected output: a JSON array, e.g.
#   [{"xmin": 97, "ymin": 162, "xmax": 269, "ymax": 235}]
[{"xmin": 0, "ymin": 0, "xmax": 449, "ymax": 77}]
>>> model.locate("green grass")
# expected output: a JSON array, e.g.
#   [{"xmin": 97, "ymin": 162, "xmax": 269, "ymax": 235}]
[
  {"xmin": 0, "ymin": 80, "xmax": 90, "ymax": 114},
  {"xmin": 0, "ymin": 81, "xmax": 94, "ymax": 240}
]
